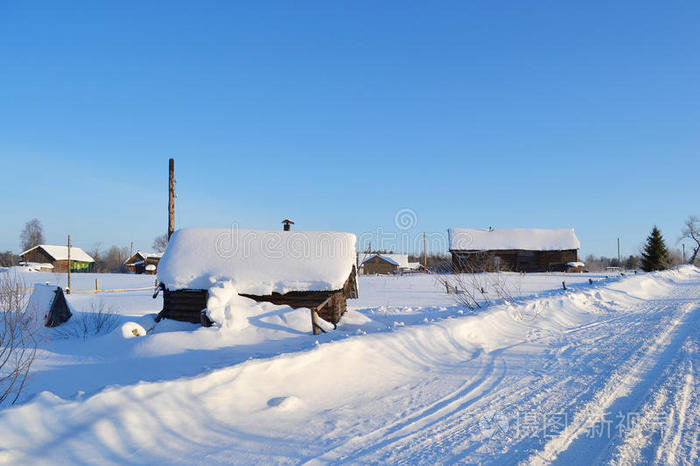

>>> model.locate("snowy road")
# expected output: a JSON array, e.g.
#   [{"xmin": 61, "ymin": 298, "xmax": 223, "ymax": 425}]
[
  {"xmin": 0, "ymin": 268, "xmax": 697, "ymax": 464},
  {"xmin": 310, "ymin": 270, "xmax": 699, "ymax": 465}
]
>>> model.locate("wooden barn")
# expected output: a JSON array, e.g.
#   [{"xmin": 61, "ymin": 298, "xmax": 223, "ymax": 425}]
[
  {"xmin": 359, "ymin": 253, "xmax": 421, "ymax": 275},
  {"xmin": 19, "ymin": 244, "xmax": 95, "ymax": 273},
  {"xmin": 448, "ymin": 228, "xmax": 580, "ymax": 273},
  {"xmin": 124, "ymin": 251, "xmax": 162, "ymax": 274},
  {"xmin": 155, "ymin": 228, "xmax": 358, "ymax": 333}
]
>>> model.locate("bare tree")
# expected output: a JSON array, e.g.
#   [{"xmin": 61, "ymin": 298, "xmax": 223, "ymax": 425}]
[
  {"xmin": 19, "ymin": 219, "xmax": 44, "ymax": 252},
  {"xmin": 0, "ymin": 274, "xmax": 38, "ymax": 405},
  {"xmin": 152, "ymin": 234, "xmax": 168, "ymax": 253},
  {"xmin": 681, "ymin": 216, "xmax": 700, "ymax": 265},
  {"xmin": 0, "ymin": 251, "xmax": 18, "ymax": 267},
  {"xmin": 89, "ymin": 244, "xmax": 129, "ymax": 273}
]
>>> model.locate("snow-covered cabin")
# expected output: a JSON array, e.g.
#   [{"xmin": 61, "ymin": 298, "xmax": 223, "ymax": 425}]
[
  {"xmin": 448, "ymin": 228, "xmax": 580, "ymax": 272},
  {"xmin": 19, "ymin": 245, "xmax": 95, "ymax": 273},
  {"xmin": 156, "ymin": 228, "xmax": 358, "ymax": 327},
  {"xmin": 124, "ymin": 251, "xmax": 163, "ymax": 274},
  {"xmin": 359, "ymin": 254, "xmax": 422, "ymax": 275}
]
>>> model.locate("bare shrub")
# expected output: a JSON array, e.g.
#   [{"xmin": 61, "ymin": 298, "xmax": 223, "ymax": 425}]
[
  {"xmin": 53, "ymin": 300, "xmax": 120, "ymax": 340},
  {"xmin": 0, "ymin": 274, "xmax": 38, "ymax": 405},
  {"xmin": 435, "ymin": 257, "xmax": 519, "ymax": 312}
]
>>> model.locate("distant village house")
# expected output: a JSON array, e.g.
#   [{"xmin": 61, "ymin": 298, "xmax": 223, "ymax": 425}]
[
  {"xmin": 359, "ymin": 254, "xmax": 422, "ymax": 275},
  {"xmin": 19, "ymin": 245, "xmax": 95, "ymax": 273},
  {"xmin": 449, "ymin": 228, "xmax": 580, "ymax": 273},
  {"xmin": 124, "ymin": 251, "xmax": 162, "ymax": 274}
]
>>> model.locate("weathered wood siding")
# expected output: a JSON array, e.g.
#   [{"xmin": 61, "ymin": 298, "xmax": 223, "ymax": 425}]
[
  {"xmin": 159, "ymin": 268, "xmax": 358, "ymax": 326},
  {"xmin": 161, "ymin": 289, "xmax": 209, "ymax": 323},
  {"xmin": 20, "ymin": 248, "xmax": 54, "ymax": 265},
  {"xmin": 361, "ymin": 256, "xmax": 398, "ymax": 275},
  {"xmin": 451, "ymin": 249, "xmax": 578, "ymax": 273}
]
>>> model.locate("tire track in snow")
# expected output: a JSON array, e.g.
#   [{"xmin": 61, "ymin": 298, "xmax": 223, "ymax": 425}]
[
  {"xmin": 657, "ymin": 364, "xmax": 695, "ymax": 465},
  {"xmin": 389, "ymin": 312, "xmax": 661, "ymax": 464},
  {"xmin": 311, "ymin": 296, "xmax": 681, "ymax": 464},
  {"xmin": 607, "ymin": 337, "xmax": 697, "ymax": 465},
  {"xmin": 527, "ymin": 298, "xmax": 699, "ymax": 465},
  {"xmin": 651, "ymin": 340, "xmax": 697, "ymax": 466},
  {"xmin": 304, "ymin": 353, "xmax": 505, "ymax": 464}
]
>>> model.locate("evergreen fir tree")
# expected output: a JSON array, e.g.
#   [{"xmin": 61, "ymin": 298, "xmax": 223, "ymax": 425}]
[{"xmin": 640, "ymin": 226, "xmax": 670, "ymax": 272}]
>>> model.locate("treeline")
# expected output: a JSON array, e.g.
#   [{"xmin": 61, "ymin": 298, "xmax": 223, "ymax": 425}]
[
  {"xmin": 408, "ymin": 253, "xmax": 451, "ymax": 271},
  {"xmin": 0, "ymin": 218, "xmax": 169, "ymax": 271},
  {"xmin": 88, "ymin": 245, "xmax": 131, "ymax": 273},
  {"xmin": 0, "ymin": 245, "xmax": 133, "ymax": 272}
]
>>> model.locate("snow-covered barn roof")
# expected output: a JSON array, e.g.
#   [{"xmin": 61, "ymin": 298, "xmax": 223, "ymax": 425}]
[
  {"xmin": 448, "ymin": 228, "xmax": 580, "ymax": 252},
  {"xmin": 157, "ymin": 228, "xmax": 357, "ymax": 294},
  {"xmin": 20, "ymin": 245, "xmax": 95, "ymax": 263}
]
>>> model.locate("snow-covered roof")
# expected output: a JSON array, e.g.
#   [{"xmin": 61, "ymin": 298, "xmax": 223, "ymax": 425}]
[
  {"xmin": 20, "ymin": 245, "xmax": 95, "ymax": 263},
  {"xmin": 448, "ymin": 228, "xmax": 580, "ymax": 251},
  {"xmin": 157, "ymin": 228, "xmax": 357, "ymax": 294},
  {"xmin": 567, "ymin": 262, "xmax": 585, "ymax": 268},
  {"xmin": 125, "ymin": 251, "xmax": 163, "ymax": 264},
  {"xmin": 361, "ymin": 253, "xmax": 414, "ymax": 269}
]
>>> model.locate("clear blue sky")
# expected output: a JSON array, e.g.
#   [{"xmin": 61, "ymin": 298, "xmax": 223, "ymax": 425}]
[{"xmin": 1, "ymin": 1, "xmax": 698, "ymax": 258}]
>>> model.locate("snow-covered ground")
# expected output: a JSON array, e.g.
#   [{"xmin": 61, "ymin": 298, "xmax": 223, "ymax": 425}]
[{"xmin": 0, "ymin": 267, "xmax": 697, "ymax": 464}]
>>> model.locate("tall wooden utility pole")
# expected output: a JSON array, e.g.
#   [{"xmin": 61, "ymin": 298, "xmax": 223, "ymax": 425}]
[
  {"xmin": 423, "ymin": 232, "xmax": 427, "ymax": 270},
  {"xmin": 168, "ymin": 158, "xmax": 175, "ymax": 240},
  {"xmin": 617, "ymin": 238, "xmax": 621, "ymax": 264},
  {"xmin": 67, "ymin": 234, "xmax": 72, "ymax": 294}
]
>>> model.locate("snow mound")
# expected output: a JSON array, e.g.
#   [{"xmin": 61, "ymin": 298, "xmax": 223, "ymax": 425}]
[
  {"xmin": 157, "ymin": 228, "xmax": 357, "ymax": 295},
  {"xmin": 205, "ymin": 282, "xmax": 258, "ymax": 330},
  {"xmin": 205, "ymin": 281, "xmax": 335, "ymax": 333},
  {"xmin": 120, "ymin": 322, "xmax": 147, "ymax": 338}
]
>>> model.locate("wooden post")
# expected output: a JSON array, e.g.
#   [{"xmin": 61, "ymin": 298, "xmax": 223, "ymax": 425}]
[
  {"xmin": 562, "ymin": 280, "xmax": 566, "ymax": 290},
  {"xmin": 310, "ymin": 308, "xmax": 320, "ymax": 335},
  {"xmin": 95, "ymin": 278, "xmax": 99, "ymax": 292},
  {"xmin": 168, "ymin": 158, "xmax": 175, "ymax": 240},
  {"xmin": 67, "ymin": 235, "xmax": 71, "ymax": 294},
  {"xmin": 423, "ymin": 232, "xmax": 427, "ymax": 271}
]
